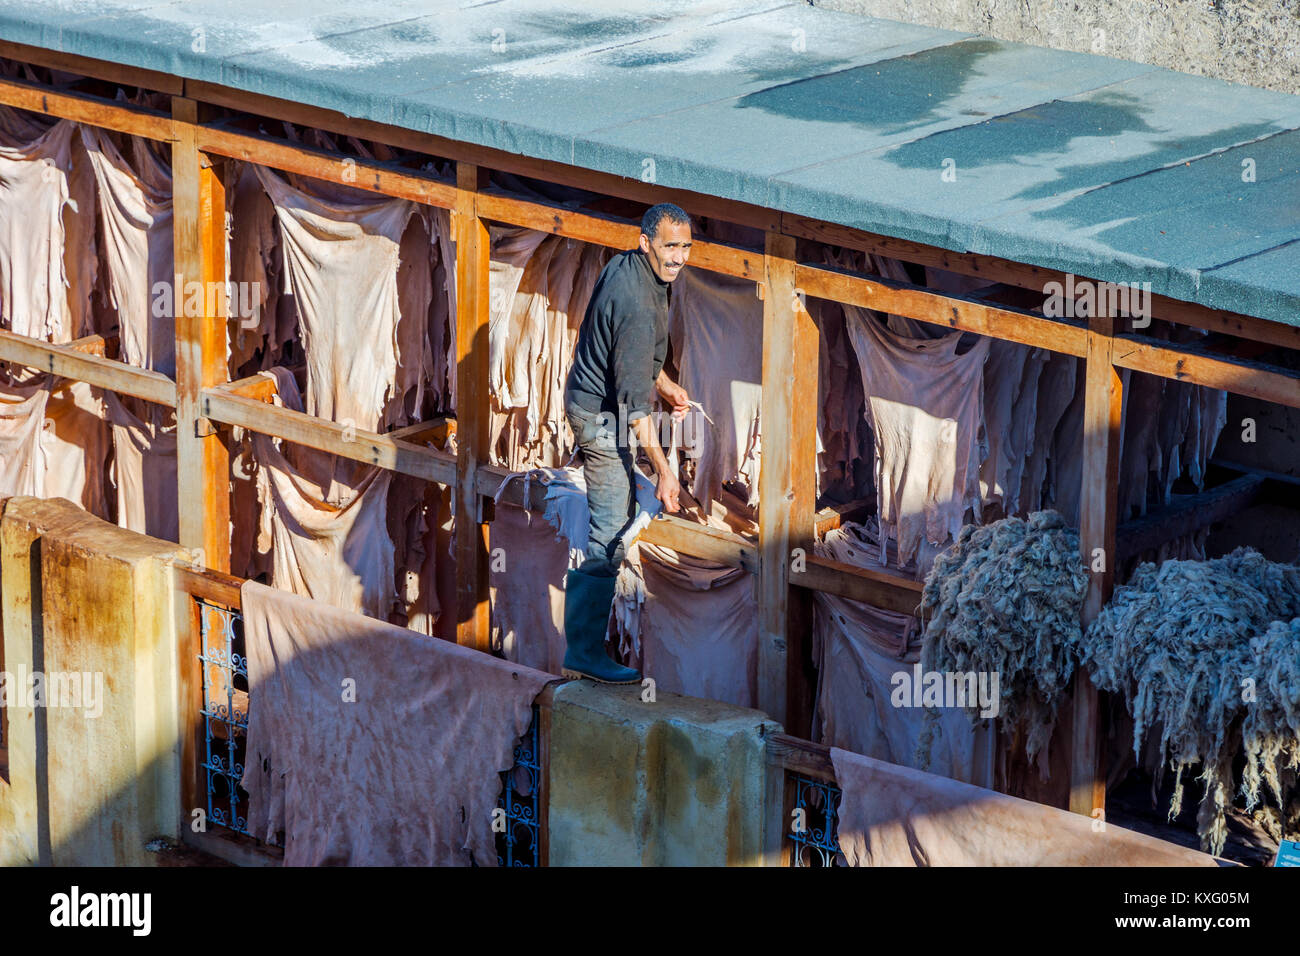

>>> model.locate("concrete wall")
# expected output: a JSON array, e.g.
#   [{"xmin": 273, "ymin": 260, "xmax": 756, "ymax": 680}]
[
  {"xmin": 547, "ymin": 680, "xmax": 781, "ymax": 866},
  {"xmin": 0, "ymin": 496, "xmax": 186, "ymax": 866},
  {"xmin": 814, "ymin": 0, "xmax": 1300, "ymax": 94}
]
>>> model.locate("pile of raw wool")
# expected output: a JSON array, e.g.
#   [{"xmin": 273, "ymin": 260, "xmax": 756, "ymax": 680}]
[
  {"xmin": 1079, "ymin": 548, "xmax": 1300, "ymax": 856},
  {"xmin": 918, "ymin": 511, "xmax": 1087, "ymax": 774}
]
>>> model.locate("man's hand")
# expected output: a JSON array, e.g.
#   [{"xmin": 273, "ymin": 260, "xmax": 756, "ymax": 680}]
[
  {"xmin": 656, "ymin": 372, "xmax": 690, "ymax": 423},
  {"xmin": 656, "ymin": 469, "xmax": 681, "ymax": 514},
  {"xmin": 631, "ymin": 412, "xmax": 680, "ymax": 514}
]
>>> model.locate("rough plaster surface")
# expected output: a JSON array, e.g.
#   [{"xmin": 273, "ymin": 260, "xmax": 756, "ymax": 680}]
[
  {"xmin": 548, "ymin": 680, "xmax": 778, "ymax": 866},
  {"xmin": 815, "ymin": 0, "xmax": 1300, "ymax": 93}
]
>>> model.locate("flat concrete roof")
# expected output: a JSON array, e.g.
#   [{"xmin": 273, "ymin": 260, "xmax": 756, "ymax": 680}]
[{"xmin": 4, "ymin": 0, "xmax": 1299, "ymax": 326}]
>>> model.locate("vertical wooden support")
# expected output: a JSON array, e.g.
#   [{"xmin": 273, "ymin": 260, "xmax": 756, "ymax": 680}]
[
  {"xmin": 453, "ymin": 162, "xmax": 491, "ymax": 651},
  {"xmin": 172, "ymin": 96, "xmax": 230, "ymax": 572},
  {"xmin": 758, "ymin": 232, "xmax": 818, "ymax": 729},
  {"xmin": 1070, "ymin": 310, "xmax": 1121, "ymax": 816}
]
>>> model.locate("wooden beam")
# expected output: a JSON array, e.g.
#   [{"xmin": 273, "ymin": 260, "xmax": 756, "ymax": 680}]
[
  {"xmin": 453, "ymin": 163, "xmax": 492, "ymax": 652},
  {"xmin": 222, "ymin": 372, "xmax": 279, "ymax": 402},
  {"xmin": 174, "ymin": 98, "xmax": 231, "ymax": 571},
  {"xmin": 765, "ymin": 732, "xmax": 836, "ymax": 780},
  {"xmin": 386, "ymin": 417, "xmax": 454, "ymax": 447},
  {"xmin": 201, "ymin": 387, "xmax": 457, "ymax": 485},
  {"xmin": 813, "ymin": 497, "xmax": 874, "ymax": 536},
  {"xmin": 64, "ymin": 333, "xmax": 113, "ymax": 356},
  {"xmin": 197, "ymin": 124, "xmax": 457, "ymax": 209},
  {"xmin": 640, "ymin": 515, "xmax": 759, "ymax": 572},
  {"xmin": 796, "ymin": 261, "xmax": 1089, "ymax": 357},
  {"xmin": 0, "ymin": 328, "xmax": 177, "ymax": 406},
  {"xmin": 758, "ymin": 231, "xmax": 818, "ymax": 732},
  {"xmin": 1071, "ymin": 311, "xmax": 1123, "ymax": 817},
  {"xmin": 1117, "ymin": 475, "xmax": 1267, "ymax": 560},
  {"xmin": 794, "ymin": 556, "xmax": 924, "ymax": 617},
  {"xmin": 0, "ymin": 75, "xmax": 173, "ymax": 141},
  {"xmin": 175, "ymin": 566, "xmax": 244, "ymax": 609},
  {"xmin": 781, "ymin": 212, "xmax": 1300, "ymax": 353},
  {"xmin": 1113, "ymin": 334, "xmax": 1300, "ymax": 409}
]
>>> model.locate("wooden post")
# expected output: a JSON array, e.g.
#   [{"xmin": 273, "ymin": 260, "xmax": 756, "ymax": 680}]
[
  {"xmin": 453, "ymin": 162, "xmax": 491, "ymax": 651},
  {"xmin": 1070, "ymin": 310, "xmax": 1121, "ymax": 816},
  {"xmin": 757, "ymin": 232, "xmax": 818, "ymax": 730},
  {"xmin": 172, "ymin": 96, "xmax": 230, "ymax": 572}
]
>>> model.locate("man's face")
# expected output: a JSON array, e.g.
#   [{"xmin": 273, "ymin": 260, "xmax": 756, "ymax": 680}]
[{"xmin": 639, "ymin": 219, "xmax": 691, "ymax": 282}]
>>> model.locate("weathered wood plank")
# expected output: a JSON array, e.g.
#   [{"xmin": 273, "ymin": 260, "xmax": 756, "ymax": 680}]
[
  {"xmin": 0, "ymin": 329, "xmax": 177, "ymax": 405},
  {"xmin": 758, "ymin": 231, "xmax": 817, "ymax": 730},
  {"xmin": 794, "ymin": 556, "xmax": 924, "ymax": 616},
  {"xmin": 174, "ymin": 102, "xmax": 231, "ymax": 570},
  {"xmin": 454, "ymin": 163, "xmax": 492, "ymax": 652},
  {"xmin": 1114, "ymin": 335, "xmax": 1300, "ymax": 409},
  {"xmin": 1071, "ymin": 312, "xmax": 1123, "ymax": 817},
  {"xmin": 201, "ymin": 388, "xmax": 457, "ymax": 485}
]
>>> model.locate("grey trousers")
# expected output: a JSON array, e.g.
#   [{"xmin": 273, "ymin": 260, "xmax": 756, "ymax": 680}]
[{"xmin": 566, "ymin": 403, "xmax": 638, "ymax": 578}]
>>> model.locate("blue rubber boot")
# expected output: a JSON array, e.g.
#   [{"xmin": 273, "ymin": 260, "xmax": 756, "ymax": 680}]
[{"xmin": 561, "ymin": 569, "xmax": 641, "ymax": 684}]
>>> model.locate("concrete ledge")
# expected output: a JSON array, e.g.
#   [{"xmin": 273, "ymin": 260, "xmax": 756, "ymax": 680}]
[
  {"xmin": 0, "ymin": 496, "xmax": 186, "ymax": 866},
  {"xmin": 548, "ymin": 679, "xmax": 781, "ymax": 866}
]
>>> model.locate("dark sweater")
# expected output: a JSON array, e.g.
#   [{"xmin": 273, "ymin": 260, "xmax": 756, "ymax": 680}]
[{"xmin": 565, "ymin": 248, "xmax": 669, "ymax": 422}]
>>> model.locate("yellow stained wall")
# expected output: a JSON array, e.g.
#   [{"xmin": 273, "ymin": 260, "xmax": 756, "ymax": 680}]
[{"xmin": 0, "ymin": 496, "xmax": 185, "ymax": 866}]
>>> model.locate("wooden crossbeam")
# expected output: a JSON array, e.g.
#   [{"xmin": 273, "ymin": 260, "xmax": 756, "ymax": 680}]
[
  {"xmin": 797, "ymin": 261, "xmax": 1089, "ymax": 357},
  {"xmin": 1117, "ymin": 475, "xmax": 1266, "ymax": 560},
  {"xmin": 197, "ymin": 123, "xmax": 457, "ymax": 209},
  {"xmin": 0, "ymin": 328, "xmax": 177, "ymax": 405},
  {"xmin": 1114, "ymin": 334, "xmax": 1300, "ymax": 409},
  {"xmin": 794, "ymin": 556, "xmax": 924, "ymax": 616},
  {"xmin": 201, "ymin": 386, "xmax": 457, "ymax": 485}
]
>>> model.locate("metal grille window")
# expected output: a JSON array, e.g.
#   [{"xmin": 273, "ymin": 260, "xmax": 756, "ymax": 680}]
[
  {"xmin": 197, "ymin": 599, "xmax": 263, "ymax": 841},
  {"xmin": 496, "ymin": 707, "xmax": 542, "ymax": 867},
  {"xmin": 789, "ymin": 773, "xmax": 843, "ymax": 867}
]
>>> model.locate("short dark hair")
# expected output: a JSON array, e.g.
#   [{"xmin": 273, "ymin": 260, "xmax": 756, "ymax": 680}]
[{"xmin": 641, "ymin": 203, "xmax": 691, "ymax": 240}]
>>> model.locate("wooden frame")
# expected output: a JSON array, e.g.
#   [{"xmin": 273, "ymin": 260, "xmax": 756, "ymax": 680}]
[{"xmin": 0, "ymin": 47, "xmax": 1296, "ymax": 822}]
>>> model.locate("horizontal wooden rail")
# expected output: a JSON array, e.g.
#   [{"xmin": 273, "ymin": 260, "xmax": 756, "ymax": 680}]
[
  {"xmin": 197, "ymin": 124, "xmax": 458, "ymax": 208},
  {"xmin": 796, "ymin": 262, "xmax": 1090, "ymax": 357},
  {"xmin": 201, "ymin": 386, "xmax": 458, "ymax": 485},
  {"xmin": 794, "ymin": 555, "xmax": 924, "ymax": 616},
  {"xmin": 175, "ymin": 565, "xmax": 244, "ymax": 608},
  {"xmin": 1113, "ymin": 334, "xmax": 1300, "ymax": 408},
  {"xmin": 0, "ymin": 75, "xmax": 174, "ymax": 140},
  {"xmin": 1116, "ymin": 474, "xmax": 1266, "ymax": 560},
  {"xmin": 0, "ymin": 328, "xmax": 177, "ymax": 406},
  {"xmin": 766, "ymin": 732, "xmax": 836, "ymax": 780}
]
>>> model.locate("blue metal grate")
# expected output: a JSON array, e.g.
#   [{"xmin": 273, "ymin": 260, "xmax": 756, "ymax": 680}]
[
  {"xmin": 197, "ymin": 599, "xmax": 264, "ymax": 840},
  {"xmin": 789, "ymin": 773, "xmax": 843, "ymax": 867},
  {"xmin": 496, "ymin": 706, "xmax": 542, "ymax": 867}
]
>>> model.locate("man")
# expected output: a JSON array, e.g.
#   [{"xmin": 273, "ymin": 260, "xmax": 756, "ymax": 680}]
[{"xmin": 561, "ymin": 203, "xmax": 692, "ymax": 683}]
